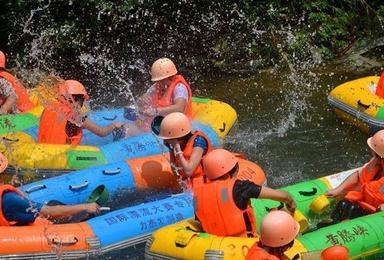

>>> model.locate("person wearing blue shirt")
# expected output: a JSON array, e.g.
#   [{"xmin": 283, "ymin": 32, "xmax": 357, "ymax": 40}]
[
  {"xmin": 151, "ymin": 112, "xmax": 213, "ymax": 190},
  {"xmin": 0, "ymin": 153, "xmax": 99, "ymax": 226}
]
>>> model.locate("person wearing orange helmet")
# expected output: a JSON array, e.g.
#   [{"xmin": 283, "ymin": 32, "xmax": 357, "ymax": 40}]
[
  {"xmin": 0, "ymin": 50, "xmax": 34, "ymax": 114},
  {"xmin": 116, "ymin": 58, "xmax": 192, "ymax": 138},
  {"xmin": 246, "ymin": 210, "xmax": 300, "ymax": 259},
  {"xmin": 246, "ymin": 212, "xmax": 350, "ymax": 260},
  {"xmin": 0, "ymin": 152, "xmax": 100, "ymax": 226},
  {"xmin": 152, "ymin": 112, "xmax": 212, "ymax": 189},
  {"xmin": 194, "ymin": 149, "xmax": 296, "ymax": 238},
  {"xmin": 38, "ymin": 79, "xmax": 123, "ymax": 145},
  {"xmin": 140, "ymin": 58, "xmax": 192, "ymax": 118},
  {"xmin": 326, "ymin": 129, "xmax": 384, "ymax": 221}
]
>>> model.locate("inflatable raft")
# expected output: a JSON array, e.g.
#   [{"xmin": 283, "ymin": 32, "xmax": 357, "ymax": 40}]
[
  {"xmin": 145, "ymin": 168, "xmax": 384, "ymax": 259},
  {"xmin": 20, "ymin": 153, "xmax": 179, "ymax": 203},
  {"xmin": 328, "ymin": 76, "xmax": 384, "ymax": 134},
  {"xmin": 1, "ymin": 97, "xmax": 237, "ymax": 176},
  {"xmin": 21, "ymin": 154, "xmax": 265, "ymax": 208},
  {"xmin": 0, "ymin": 192, "xmax": 194, "ymax": 259},
  {"xmin": 0, "ymin": 157, "xmax": 266, "ymax": 258}
]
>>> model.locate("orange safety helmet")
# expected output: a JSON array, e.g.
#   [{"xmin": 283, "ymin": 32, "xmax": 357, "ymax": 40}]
[
  {"xmin": 321, "ymin": 245, "xmax": 349, "ymax": 260},
  {"xmin": 0, "ymin": 152, "xmax": 8, "ymax": 173},
  {"xmin": 0, "ymin": 51, "xmax": 6, "ymax": 68},
  {"xmin": 158, "ymin": 112, "xmax": 192, "ymax": 139},
  {"xmin": 202, "ymin": 149, "xmax": 239, "ymax": 180},
  {"xmin": 150, "ymin": 58, "xmax": 177, "ymax": 81},
  {"xmin": 260, "ymin": 210, "xmax": 300, "ymax": 248},
  {"xmin": 59, "ymin": 80, "xmax": 90, "ymax": 100},
  {"xmin": 367, "ymin": 129, "xmax": 384, "ymax": 158}
]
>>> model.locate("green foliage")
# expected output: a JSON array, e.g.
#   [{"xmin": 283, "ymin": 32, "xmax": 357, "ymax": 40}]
[{"xmin": 1, "ymin": 0, "xmax": 383, "ymax": 75}]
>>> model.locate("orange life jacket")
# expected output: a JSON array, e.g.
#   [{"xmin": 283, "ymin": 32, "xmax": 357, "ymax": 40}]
[
  {"xmin": 345, "ymin": 158, "xmax": 384, "ymax": 212},
  {"xmin": 153, "ymin": 75, "xmax": 192, "ymax": 117},
  {"xmin": 360, "ymin": 177, "xmax": 384, "ymax": 209},
  {"xmin": 376, "ymin": 72, "xmax": 384, "ymax": 98},
  {"xmin": 0, "ymin": 185, "xmax": 25, "ymax": 226},
  {"xmin": 173, "ymin": 131, "xmax": 213, "ymax": 189},
  {"xmin": 194, "ymin": 177, "xmax": 256, "ymax": 237},
  {"xmin": 246, "ymin": 243, "xmax": 280, "ymax": 260},
  {"xmin": 0, "ymin": 70, "xmax": 35, "ymax": 112},
  {"xmin": 236, "ymin": 159, "xmax": 267, "ymax": 186},
  {"xmin": 359, "ymin": 158, "xmax": 382, "ymax": 185},
  {"xmin": 37, "ymin": 102, "xmax": 83, "ymax": 145}
]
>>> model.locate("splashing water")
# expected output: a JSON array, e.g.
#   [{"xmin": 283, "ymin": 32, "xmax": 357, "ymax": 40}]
[{"xmin": 2, "ymin": 1, "xmax": 381, "ymax": 258}]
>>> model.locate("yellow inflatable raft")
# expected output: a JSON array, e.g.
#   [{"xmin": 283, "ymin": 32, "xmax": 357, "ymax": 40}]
[
  {"xmin": 328, "ymin": 76, "xmax": 384, "ymax": 134},
  {"xmin": 0, "ymin": 97, "xmax": 237, "ymax": 176},
  {"xmin": 145, "ymin": 168, "xmax": 384, "ymax": 259}
]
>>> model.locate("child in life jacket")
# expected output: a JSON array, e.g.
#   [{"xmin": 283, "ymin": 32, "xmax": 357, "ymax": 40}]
[
  {"xmin": 38, "ymin": 79, "xmax": 123, "ymax": 145},
  {"xmin": 0, "ymin": 152, "xmax": 99, "ymax": 226},
  {"xmin": 0, "ymin": 50, "xmax": 34, "ymax": 114},
  {"xmin": 116, "ymin": 58, "xmax": 192, "ymax": 138},
  {"xmin": 152, "ymin": 112, "xmax": 212, "ymax": 190},
  {"xmin": 194, "ymin": 149, "xmax": 296, "ymax": 238},
  {"xmin": 246, "ymin": 210, "xmax": 300, "ymax": 259},
  {"xmin": 325, "ymin": 129, "xmax": 384, "ymax": 221},
  {"xmin": 246, "ymin": 211, "xmax": 349, "ymax": 260}
]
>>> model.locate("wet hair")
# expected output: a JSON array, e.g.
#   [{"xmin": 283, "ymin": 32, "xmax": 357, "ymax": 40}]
[
  {"xmin": 72, "ymin": 94, "xmax": 85, "ymax": 104},
  {"xmin": 178, "ymin": 132, "xmax": 193, "ymax": 143},
  {"xmin": 228, "ymin": 162, "xmax": 239, "ymax": 178},
  {"xmin": 211, "ymin": 162, "xmax": 239, "ymax": 181}
]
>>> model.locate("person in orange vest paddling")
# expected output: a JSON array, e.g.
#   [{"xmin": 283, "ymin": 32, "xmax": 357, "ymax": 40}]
[
  {"xmin": 0, "ymin": 152, "xmax": 99, "ymax": 226},
  {"xmin": 0, "ymin": 50, "xmax": 35, "ymax": 114},
  {"xmin": 152, "ymin": 112, "xmax": 212, "ymax": 190},
  {"xmin": 117, "ymin": 58, "xmax": 193, "ymax": 138},
  {"xmin": 194, "ymin": 149, "xmax": 297, "ymax": 238},
  {"xmin": 38, "ymin": 79, "xmax": 123, "ymax": 145},
  {"xmin": 325, "ymin": 129, "xmax": 384, "ymax": 222}
]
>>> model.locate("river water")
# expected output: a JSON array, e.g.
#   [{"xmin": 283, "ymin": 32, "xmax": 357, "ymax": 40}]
[{"xmin": 204, "ymin": 68, "xmax": 371, "ymax": 187}]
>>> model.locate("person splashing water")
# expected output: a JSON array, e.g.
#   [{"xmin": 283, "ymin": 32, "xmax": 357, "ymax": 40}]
[{"xmin": 114, "ymin": 58, "xmax": 192, "ymax": 139}]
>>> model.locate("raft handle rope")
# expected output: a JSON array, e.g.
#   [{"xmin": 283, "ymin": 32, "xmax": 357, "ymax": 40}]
[
  {"xmin": 328, "ymin": 96, "xmax": 384, "ymax": 127},
  {"xmin": 2, "ymin": 136, "xmax": 19, "ymax": 143},
  {"xmin": 69, "ymin": 180, "xmax": 89, "ymax": 190},
  {"xmin": 357, "ymin": 100, "xmax": 370, "ymax": 110},
  {"xmin": 219, "ymin": 122, "xmax": 226, "ymax": 132},
  {"xmin": 102, "ymin": 115, "xmax": 118, "ymax": 121},
  {"xmin": 52, "ymin": 237, "xmax": 79, "ymax": 246},
  {"xmin": 265, "ymin": 202, "xmax": 284, "ymax": 212},
  {"xmin": 185, "ymin": 225, "xmax": 200, "ymax": 233},
  {"xmin": 25, "ymin": 184, "xmax": 47, "ymax": 193},
  {"xmin": 102, "ymin": 168, "xmax": 121, "ymax": 175},
  {"xmin": 298, "ymin": 187, "xmax": 318, "ymax": 196}
]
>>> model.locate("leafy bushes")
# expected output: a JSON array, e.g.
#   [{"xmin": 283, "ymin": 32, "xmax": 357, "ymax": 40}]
[{"xmin": 0, "ymin": 0, "xmax": 383, "ymax": 77}]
